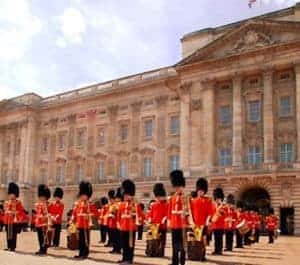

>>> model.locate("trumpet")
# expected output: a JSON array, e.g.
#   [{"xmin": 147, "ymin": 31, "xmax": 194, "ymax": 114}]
[{"xmin": 211, "ymin": 202, "xmax": 225, "ymax": 223}]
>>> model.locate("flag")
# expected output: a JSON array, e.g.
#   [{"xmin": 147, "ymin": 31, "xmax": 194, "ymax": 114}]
[{"xmin": 248, "ymin": 0, "xmax": 257, "ymax": 8}]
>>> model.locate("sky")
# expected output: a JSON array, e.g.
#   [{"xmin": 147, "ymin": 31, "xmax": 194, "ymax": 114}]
[{"xmin": 0, "ymin": 0, "xmax": 299, "ymax": 100}]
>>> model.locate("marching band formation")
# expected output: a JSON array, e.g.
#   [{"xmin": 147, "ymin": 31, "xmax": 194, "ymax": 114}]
[{"xmin": 0, "ymin": 170, "xmax": 279, "ymax": 265}]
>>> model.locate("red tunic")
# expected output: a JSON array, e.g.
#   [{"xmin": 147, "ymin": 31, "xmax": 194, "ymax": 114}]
[
  {"xmin": 254, "ymin": 213, "xmax": 262, "ymax": 229},
  {"xmin": 265, "ymin": 215, "xmax": 278, "ymax": 231},
  {"xmin": 102, "ymin": 205, "xmax": 109, "ymax": 226},
  {"xmin": 72, "ymin": 200, "xmax": 97, "ymax": 229},
  {"xmin": 235, "ymin": 210, "xmax": 246, "ymax": 228},
  {"xmin": 35, "ymin": 201, "xmax": 51, "ymax": 228},
  {"xmin": 97, "ymin": 208, "xmax": 104, "ymax": 225},
  {"xmin": 107, "ymin": 202, "xmax": 119, "ymax": 229},
  {"xmin": 211, "ymin": 202, "xmax": 226, "ymax": 230},
  {"xmin": 167, "ymin": 193, "xmax": 188, "ymax": 229},
  {"xmin": 147, "ymin": 200, "xmax": 168, "ymax": 229},
  {"xmin": 190, "ymin": 196, "xmax": 214, "ymax": 227},
  {"xmin": 0, "ymin": 209, "xmax": 4, "ymax": 224},
  {"xmin": 224, "ymin": 205, "xmax": 237, "ymax": 231},
  {"xmin": 3, "ymin": 199, "xmax": 25, "ymax": 225},
  {"xmin": 117, "ymin": 200, "xmax": 143, "ymax": 231},
  {"xmin": 49, "ymin": 200, "xmax": 64, "ymax": 224}
]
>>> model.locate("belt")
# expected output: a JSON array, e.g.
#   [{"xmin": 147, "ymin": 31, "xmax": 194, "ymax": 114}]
[
  {"xmin": 121, "ymin": 214, "xmax": 133, "ymax": 218},
  {"xmin": 171, "ymin": 210, "xmax": 183, "ymax": 215}
]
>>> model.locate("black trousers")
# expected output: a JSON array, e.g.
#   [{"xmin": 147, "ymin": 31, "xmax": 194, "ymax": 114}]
[
  {"xmin": 5, "ymin": 224, "xmax": 18, "ymax": 251},
  {"xmin": 159, "ymin": 229, "xmax": 167, "ymax": 256},
  {"xmin": 171, "ymin": 229, "xmax": 186, "ymax": 265},
  {"xmin": 121, "ymin": 231, "xmax": 136, "ymax": 263},
  {"xmin": 235, "ymin": 229, "xmax": 243, "ymax": 248},
  {"xmin": 112, "ymin": 228, "xmax": 121, "ymax": 252},
  {"xmin": 268, "ymin": 230, "xmax": 274, "ymax": 244},
  {"xmin": 36, "ymin": 227, "xmax": 48, "ymax": 253},
  {"xmin": 78, "ymin": 228, "xmax": 90, "ymax": 257},
  {"xmin": 213, "ymin": 229, "xmax": 224, "ymax": 254},
  {"xmin": 100, "ymin": 225, "xmax": 107, "ymax": 243},
  {"xmin": 255, "ymin": 228, "xmax": 260, "ymax": 243},
  {"xmin": 52, "ymin": 224, "xmax": 62, "ymax": 247},
  {"xmin": 106, "ymin": 227, "xmax": 113, "ymax": 246},
  {"xmin": 244, "ymin": 230, "xmax": 252, "ymax": 245},
  {"xmin": 225, "ymin": 230, "xmax": 234, "ymax": 251},
  {"xmin": 137, "ymin": 225, "xmax": 143, "ymax": 240}
]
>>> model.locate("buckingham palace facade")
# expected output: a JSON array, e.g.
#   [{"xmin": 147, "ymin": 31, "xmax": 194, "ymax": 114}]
[{"xmin": 1, "ymin": 3, "xmax": 300, "ymax": 234}]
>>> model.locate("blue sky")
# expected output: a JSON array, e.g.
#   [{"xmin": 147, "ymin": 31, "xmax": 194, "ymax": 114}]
[{"xmin": 0, "ymin": 0, "xmax": 298, "ymax": 100}]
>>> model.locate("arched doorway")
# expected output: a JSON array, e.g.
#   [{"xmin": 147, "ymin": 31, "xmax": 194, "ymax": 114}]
[{"xmin": 239, "ymin": 186, "xmax": 271, "ymax": 215}]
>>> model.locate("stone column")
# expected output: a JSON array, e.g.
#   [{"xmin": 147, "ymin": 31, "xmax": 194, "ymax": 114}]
[
  {"xmin": 232, "ymin": 75, "xmax": 243, "ymax": 167},
  {"xmin": 7, "ymin": 125, "xmax": 15, "ymax": 183},
  {"xmin": 155, "ymin": 95, "xmax": 168, "ymax": 179},
  {"xmin": 179, "ymin": 82, "xmax": 192, "ymax": 177},
  {"xmin": 48, "ymin": 118, "xmax": 58, "ymax": 186},
  {"xmin": 86, "ymin": 109, "xmax": 97, "ymax": 182},
  {"xmin": 18, "ymin": 120, "xmax": 28, "ymax": 185},
  {"xmin": 202, "ymin": 81, "xmax": 215, "ymax": 172},
  {"xmin": 66, "ymin": 114, "xmax": 76, "ymax": 185},
  {"xmin": 107, "ymin": 105, "xmax": 118, "ymax": 178},
  {"xmin": 0, "ymin": 126, "xmax": 4, "ymax": 184},
  {"xmin": 263, "ymin": 70, "xmax": 274, "ymax": 163},
  {"xmin": 295, "ymin": 65, "xmax": 300, "ymax": 161}
]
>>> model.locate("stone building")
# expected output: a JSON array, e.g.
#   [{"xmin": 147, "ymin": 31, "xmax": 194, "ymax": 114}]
[{"xmin": 1, "ymin": 3, "xmax": 300, "ymax": 234}]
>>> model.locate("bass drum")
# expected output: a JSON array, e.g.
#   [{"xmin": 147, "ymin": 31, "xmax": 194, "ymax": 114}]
[
  {"xmin": 187, "ymin": 240, "xmax": 205, "ymax": 261},
  {"xmin": 145, "ymin": 239, "xmax": 164, "ymax": 257},
  {"xmin": 67, "ymin": 233, "xmax": 79, "ymax": 250}
]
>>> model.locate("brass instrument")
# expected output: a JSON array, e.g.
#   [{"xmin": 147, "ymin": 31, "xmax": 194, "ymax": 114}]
[
  {"xmin": 146, "ymin": 223, "xmax": 160, "ymax": 240},
  {"xmin": 211, "ymin": 202, "xmax": 224, "ymax": 223},
  {"xmin": 129, "ymin": 200, "xmax": 139, "ymax": 248},
  {"xmin": 43, "ymin": 201, "xmax": 53, "ymax": 247},
  {"xmin": 181, "ymin": 193, "xmax": 189, "ymax": 251}
]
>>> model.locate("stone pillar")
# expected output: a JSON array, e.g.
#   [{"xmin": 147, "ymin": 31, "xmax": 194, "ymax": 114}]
[
  {"xmin": 66, "ymin": 114, "xmax": 76, "ymax": 185},
  {"xmin": 155, "ymin": 95, "xmax": 168, "ymax": 179},
  {"xmin": 202, "ymin": 81, "xmax": 215, "ymax": 172},
  {"xmin": 18, "ymin": 120, "xmax": 28, "ymax": 185},
  {"xmin": 232, "ymin": 75, "xmax": 243, "ymax": 167},
  {"xmin": 7, "ymin": 125, "xmax": 15, "ymax": 183},
  {"xmin": 86, "ymin": 109, "xmax": 97, "ymax": 182},
  {"xmin": 48, "ymin": 118, "xmax": 58, "ymax": 185},
  {"xmin": 0, "ymin": 126, "xmax": 4, "ymax": 184},
  {"xmin": 179, "ymin": 82, "xmax": 192, "ymax": 177},
  {"xmin": 107, "ymin": 105, "xmax": 118, "ymax": 178},
  {"xmin": 295, "ymin": 65, "xmax": 300, "ymax": 161},
  {"xmin": 263, "ymin": 70, "xmax": 274, "ymax": 163}
]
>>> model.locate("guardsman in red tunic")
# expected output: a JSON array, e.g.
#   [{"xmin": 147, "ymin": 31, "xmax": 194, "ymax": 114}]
[
  {"xmin": 243, "ymin": 208, "xmax": 253, "ymax": 245},
  {"xmin": 167, "ymin": 170, "xmax": 187, "ymax": 265},
  {"xmin": 71, "ymin": 181, "xmax": 97, "ymax": 259},
  {"xmin": 3, "ymin": 182, "xmax": 25, "ymax": 251},
  {"xmin": 235, "ymin": 201, "xmax": 245, "ymax": 248},
  {"xmin": 211, "ymin": 188, "xmax": 226, "ymax": 255},
  {"xmin": 110, "ymin": 187, "xmax": 122, "ymax": 254},
  {"xmin": 49, "ymin": 187, "xmax": 64, "ymax": 247},
  {"xmin": 35, "ymin": 184, "xmax": 51, "ymax": 255},
  {"xmin": 147, "ymin": 183, "xmax": 168, "ymax": 257},
  {"xmin": 117, "ymin": 179, "xmax": 142, "ymax": 265},
  {"xmin": 254, "ymin": 208, "xmax": 262, "ymax": 243},
  {"xmin": 224, "ymin": 194, "xmax": 237, "ymax": 252},
  {"xmin": 0, "ymin": 204, "xmax": 4, "ymax": 232},
  {"xmin": 137, "ymin": 203, "xmax": 145, "ymax": 240},
  {"xmin": 98, "ymin": 197, "xmax": 108, "ymax": 244},
  {"xmin": 105, "ymin": 189, "xmax": 115, "ymax": 247},
  {"xmin": 189, "ymin": 178, "xmax": 214, "ymax": 261},
  {"xmin": 265, "ymin": 208, "xmax": 278, "ymax": 244}
]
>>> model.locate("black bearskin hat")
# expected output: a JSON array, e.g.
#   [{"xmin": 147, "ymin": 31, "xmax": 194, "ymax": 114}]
[
  {"xmin": 170, "ymin": 170, "xmax": 185, "ymax": 187},
  {"xmin": 8, "ymin": 182, "xmax": 19, "ymax": 197},
  {"xmin": 213, "ymin": 187, "xmax": 224, "ymax": 201},
  {"xmin": 101, "ymin": 197, "xmax": 108, "ymax": 206},
  {"xmin": 79, "ymin": 181, "xmax": 93, "ymax": 198},
  {"xmin": 190, "ymin": 191, "xmax": 197, "ymax": 198},
  {"xmin": 236, "ymin": 200, "xmax": 244, "ymax": 209},
  {"xmin": 153, "ymin": 183, "xmax": 166, "ymax": 197},
  {"xmin": 115, "ymin": 187, "xmax": 123, "ymax": 199},
  {"xmin": 38, "ymin": 184, "xmax": 51, "ymax": 199},
  {"xmin": 53, "ymin": 187, "xmax": 64, "ymax": 199},
  {"xmin": 226, "ymin": 194, "xmax": 235, "ymax": 205},
  {"xmin": 196, "ymin": 178, "xmax": 208, "ymax": 193},
  {"xmin": 108, "ymin": 189, "xmax": 115, "ymax": 199},
  {"xmin": 122, "ymin": 179, "xmax": 135, "ymax": 196},
  {"xmin": 269, "ymin": 208, "xmax": 274, "ymax": 214}
]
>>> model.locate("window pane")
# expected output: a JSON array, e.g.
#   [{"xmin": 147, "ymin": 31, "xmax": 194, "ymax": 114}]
[
  {"xmin": 76, "ymin": 165, "xmax": 83, "ymax": 183},
  {"xmin": 145, "ymin": 120, "xmax": 153, "ymax": 138},
  {"xmin": 219, "ymin": 106, "xmax": 231, "ymax": 126},
  {"xmin": 248, "ymin": 101, "xmax": 261, "ymax": 122},
  {"xmin": 280, "ymin": 96, "xmax": 291, "ymax": 117},
  {"xmin": 219, "ymin": 147, "xmax": 232, "ymax": 166},
  {"xmin": 119, "ymin": 160, "xmax": 128, "ymax": 178},
  {"xmin": 120, "ymin": 125, "xmax": 128, "ymax": 141},
  {"xmin": 143, "ymin": 158, "xmax": 152, "ymax": 177},
  {"xmin": 169, "ymin": 155, "xmax": 180, "ymax": 172},
  {"xmin": 97, "ymin": 161, "xmax": 105, "ymax": 181},
  {"xmin": 170, "ymin": 116, "xmax": 180, "ymax": 135},
  {"xmin": 98, "ymin": 128, "xmax": 105, "ymax": 145},
  {"xmin": 280, "ymin": 143, "xmax": 293, "ymax": 163},
  {"xmin": 248, "ymin": 145, "xmax": 261, "ymax": 165},
  {"xmin": 56, "ymin": 166, "xmax": 64, "ymax": 184}
]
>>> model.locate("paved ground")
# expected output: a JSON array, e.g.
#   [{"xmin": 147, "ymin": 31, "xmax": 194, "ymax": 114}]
[{"xmin": 0, "ymin": 230, "xmax": 298, "ymax": 265}]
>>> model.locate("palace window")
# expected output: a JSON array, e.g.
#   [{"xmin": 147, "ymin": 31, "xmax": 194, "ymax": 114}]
[
  {"xmin": 56, "ymin": 166, "xmax": 64, "ymax": 184},
  {"xmin": 219, "ymin": 147, "xmax": 232, "ymax": 166},
  {"xmin": 97, "ymin": 161, "xmax": 105, "ymax": 181},
  {"xmin": 41, "ymin": 136, "xmax": 48, "ymax": 153},
  {"xmin": 40, "ymin": 168, "xmax": 47, "ymax": 184},
  {"xmin": 279, "ymin": 96, "xmax": 291, "ymax": 117},
  {"xmin": 76, "ymin": 128, "xmax": 86, "ymax": 147},
  {"xmin": 248, "ymin": 100, "xmax": 261, "ymax": 122},
  {"xmin": 219, "ymin": 105, "xmax": 232, "ymax": 127},
  {"xmin": 144, "ymin": 119, "xmax": 153, "ymax": 139},
  {"xmin": 75, "ymin": 164, "xmax": 84, "ymax": 183},
  {"xmin": 120, "ymin": 124, "xmax": 128, "ymax": 142},
  {"xmin": 119, "ymin": 160, "xmax": 128, "ymax": 178},
  {"xmin": 169, "ymin": 155, "xmax": 180, "ymax": 172},
  {"xmin": 279, "ymin": 143, "xmax": 294, "ymax": 163},
  {"xmin": 170, "ymin": 116, "xmax": 180, "ymax": 135},
  {"xmin": 58, "ymin": 133, "xmax": 66, "ymax": 150},
  {"xmin": 248, "ymin": 145, "xmax": 262, "ymax": 165},
  {"xmin": 97, "ymin": 128, "xmax": 105, "ymax": 145},
  {"xmin": 143, "ymin": 157, "xmax": 153, "ymax": 177}
]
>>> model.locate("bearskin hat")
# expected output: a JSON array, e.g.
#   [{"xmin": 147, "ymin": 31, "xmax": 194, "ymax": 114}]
[
  {"xmin": 153, "ymin": 183, "xmax": 166, "ymax": 197},
  {"xmin": 38, "ymin": 184, "xmax": 51, "ymax": 199},
  {"xmin": 170, "ymin": 170, "xmax": 185, "ymax": 187},
  {"xmin": 122, "ymin": 179, "xmax": 135, "ymax": 196},
  {"xmin": 8, "ymin": 182, "xmax": 19, "ymax": 197},
  {"xmin": 53, "ymin": 187, "xmax": 64, "ymax": 199},
  {"xmin": 190, "ymin": 191, "xmax": 197, "ymax": 198},
  {"xmin": 213, "ymin": 187, "xmax": 224, "ymax": 201},
  {"xmin": 115, "ymin": 187, "xmax": 123, "ymax": 199},
  {"xmin": 236, "ymin": 200, "xmax": 244, "ymax": 209},
  {"xmin": 269, "ymin": 208, "xmax": 274, "ymax": 214},
  {"xmin": 79, "ymin": 181, "xmax": 93, "ymax": 198},
  {"xmin": 226, "ymin": 194, "xmax": 235, "ymax": 205},
  {"xmin": 101, "ymin": 197, "xmax": 108, "ymax": 206},
  {"xmin": 196, "ymin": 178, "xmax": 208, "ymax": 193},
  {"xmin": 108, "ymin": 189, "xmax": 115, "ymax": 199}
]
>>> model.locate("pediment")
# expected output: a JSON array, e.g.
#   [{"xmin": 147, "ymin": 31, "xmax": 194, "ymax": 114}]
[{"xmin": 178, "ymin": 20, "xmax": 300, "ymax": 66}]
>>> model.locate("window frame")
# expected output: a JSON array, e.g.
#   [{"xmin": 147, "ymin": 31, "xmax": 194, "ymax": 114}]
[{"xmin": 247, "ymin": 100, "xmax": 261, "ymax": 123}]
